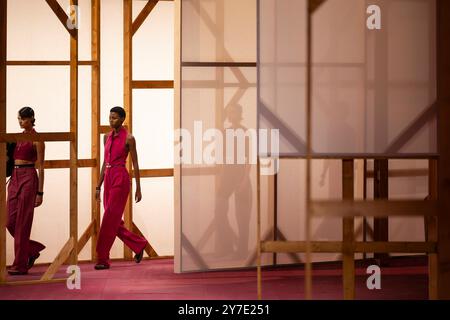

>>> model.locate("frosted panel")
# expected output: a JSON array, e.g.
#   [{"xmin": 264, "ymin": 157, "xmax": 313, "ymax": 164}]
[
  {"xmin": 180, "ymin": 67, "xmax": 260, "ymax": 271},
  {"xmin": 182, "ymin": 0, "xmax": 256, "ymax": 62},
  {"xmin": 259, "ymin": 0, "xmax": 436, "ymax": 155}
]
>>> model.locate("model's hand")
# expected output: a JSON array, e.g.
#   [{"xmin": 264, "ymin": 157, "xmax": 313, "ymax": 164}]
[
  {"xmin": 95, "ymin": 189, "xmax": 101, "ymax": 202},
  {"xmin": 35, "ymin": 195, "xmax": 43, "ymax": 207},
  {"xmin": 135, "ymin": 188, "xmax": 142, "ymax": 203}
]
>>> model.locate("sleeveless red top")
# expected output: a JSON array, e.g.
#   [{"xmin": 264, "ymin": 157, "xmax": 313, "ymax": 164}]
[
  {"xmin": 104, "ymin": 127, "xmax": 128, "ymax": 167},
  {"xmin": 14, "ymin": 129, "xmax": 38, "ymax": 163}
]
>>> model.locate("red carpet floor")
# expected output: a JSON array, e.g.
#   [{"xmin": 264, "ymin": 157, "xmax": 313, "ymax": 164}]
[{"xmin": 0, "ymin": 257, "xmax": 428, "ymax": 300}]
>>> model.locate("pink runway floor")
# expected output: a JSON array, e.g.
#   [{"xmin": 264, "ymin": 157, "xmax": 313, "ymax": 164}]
[{"xmin": 0, "ymin": 257, "xmax": 428, "ymax": 300}]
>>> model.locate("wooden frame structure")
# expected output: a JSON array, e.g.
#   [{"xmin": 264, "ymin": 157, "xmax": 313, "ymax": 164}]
[
  {"xmin": 255, "ymin": 0, "xmax": 450, "ymax": 300},
  {"xmin": 1, "ymin": 0, "xmax": 174, "ymax": 286}
]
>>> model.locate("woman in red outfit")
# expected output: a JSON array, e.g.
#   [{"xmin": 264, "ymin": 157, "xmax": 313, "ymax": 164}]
[
  {"xmin": 94, "ymin": 106, "xmax": 148, "ymax": 270},
  {"xmin": 7, "ymin": 107, "xmax": 45, "ymax": 275}
]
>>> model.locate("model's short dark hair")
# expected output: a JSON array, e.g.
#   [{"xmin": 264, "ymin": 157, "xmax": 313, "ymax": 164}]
[
  {"xmin": 110, "ymin": 106, "xmax": 126, "ymax": 119},
  {"xmin": 18, "ymin": 106, "xmax": 35, "ymax": 126}
]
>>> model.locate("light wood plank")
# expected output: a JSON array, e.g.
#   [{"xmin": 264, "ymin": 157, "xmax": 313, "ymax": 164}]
[
  {"xmin": 7, "ymin": 61, "xmax": 96, "ymax": 66},
  {"xmin": 342, "ymin": 159, "xmax": 355, "ymax": 300},
  {"xmin": 41, "ymin": 237, "xmax": 75, "ymax": 281},
  {"xmin": 91, "ymin": 0, "xmax": 101, "ymax": 261},
  {"xmin": 45, "ymin": 0, "xmax": 77, "ymax": 38},
  {"xmin": 311, "ymin": 200, "xmax": 438, "ymax": 217},
  {"xmin": 262, "ymin": 241, "xmax": 437, "ymax": 253},
  {"xmin": 69, "ymin": 0, "xmax": 79, "ymax": 265},
  {"xmin": 173, "ymin": 0, "xmax": 182, "ymax": 273},
  {"xmin": 77, "ymin": 220, "xmax": 95, "ymax": 255},
  {"xmin": 123, "ymin": 0, "xmax": 133, "ymax": 260},
  {"xmin": 132, "ymin": 168, "xmax": 173, "ymax": 178},
  {"xmin": 2, "ymin": 278, "xmax": 67, "ymax": 286},
  {"xmin": 428, "ymin": 159, "xmax": 438, "ymax": 299},
  {"xmin": 132, "ymin": 80, "xmax": 173, "ymax": 89},
  {"xmin": 366, "ymin": 168, "xmax": 429, "ymax": 178},
  {"xmin": 132, "ymin": 223, "xmax": 158, "ymax": 257},
  {"xmin": 132, "ymin": 0, "xmax": 159, "ymax": 36},
  {"xmin": 0, "ymin": 132, "xmax": 73, "ymax": 142},
  {"xmin": 44, "ymin": 159, "xmax": 96, "ymax": 169}
]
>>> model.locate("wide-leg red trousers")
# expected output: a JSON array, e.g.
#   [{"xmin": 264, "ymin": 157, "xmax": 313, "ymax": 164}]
[
  {"xmin": 7, "ymin": 167, "xmax": 45, "ymax": 272},
  {"xmin": 96, "ymin": 167, "xmax": 147, "ymax": 265}
]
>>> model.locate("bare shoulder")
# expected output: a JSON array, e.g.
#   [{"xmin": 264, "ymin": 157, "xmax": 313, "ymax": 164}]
[{"xmin": 127, "ymin": 133, "xmax": 136, "ymax": 144}]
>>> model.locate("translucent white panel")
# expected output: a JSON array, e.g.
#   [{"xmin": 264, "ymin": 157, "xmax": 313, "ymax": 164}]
[
  {"xmin": 133, "ymin": 89, "xmax": 174, "ymax": 169},
  {"xmin": 133, "ymin": 177, "xmax": 174, "ymax": 256},
  {"xmin": 7, "ymin": 67, "xmax": 70, "ymax": 132},
  {"xmin": 7, "ymin": 0, "xmax": 69, "ymax": 60},
  {"xmin": 133, "ymin": 1, "xmax": 174, "ymax": 80},
  {"xmin": 180, "ymin": 67, "xmax": 258, "ymax": 271},
  {"xmin": 182, "ymin": 0, "xmax": 256, "ymax": 62},
  {"xmin": 100, "ymin": 0, "xmax": 123, "ymax": 124},
  {"xmin": 78, "ymin": 66, "xmax": 93, "ymax": 159},
  {"xmin": 260, "ymin": 0, "xmax": 436, "ymax": 155},
  {"xmin": 259, "ymin": 0, "xmax": 307, "ymax": 155}
]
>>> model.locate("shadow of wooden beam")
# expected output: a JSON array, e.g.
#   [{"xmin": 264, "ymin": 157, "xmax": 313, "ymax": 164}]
[{"xmin": 384, "ymin": 102, "xmax": 437, "ymax": 154}]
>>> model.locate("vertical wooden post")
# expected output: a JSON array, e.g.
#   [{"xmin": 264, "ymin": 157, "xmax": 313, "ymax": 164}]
[
  {"xmin": 373, "ymin": 159, "xmax": 389, "ymax": 265},
  {"xmin": 123, "ymin": 0, "xmax": 133, "ymax": 260},
  {"xmin": 91, "ymin": 0, "xmax": 101, "ymax": 261},
  {"xmin": 69, "ymin": 0, "xmax": 79, "ymax": 265},
  {"xmin": 0, "ymin": 0, "xmax": 7, "ymax": 283},
  {"xmin": 305, "ymin": 0, "xmax": 314, "ymax": 300},
  {"xmin": 437, "ymin": 0, "xmax": 450, "ymax": 299},
  {"xmin": 173, "ymin": 0, "xmax": 182, "ymax": 273},
  {"xmin": 256, "ymin": 0, "xmax": 262, "ymax": 300},
  {"xmin": 428, "ymin": 159, "xmax": 438, "ymax": 299},
  {"xmin": 342, "ymin": 159, "xmax": 355, "ymax": 299}
]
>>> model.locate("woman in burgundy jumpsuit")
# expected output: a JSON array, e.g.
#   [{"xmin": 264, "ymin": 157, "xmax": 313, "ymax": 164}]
[
  {"xmin": 95, "ymin": 107, "xmax": 148, "ymax": 269},
  {"xmin": 7, "ymin": 107, "xmax": 45, "ymax": 275}
]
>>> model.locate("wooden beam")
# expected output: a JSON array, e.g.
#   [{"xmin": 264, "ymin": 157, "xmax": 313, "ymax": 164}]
[
  {"xmin": 311, "ymin": 200, "xmax": 437, "ymax": 217},
  {"xmin": 132, "ymin": 223, "xmax": 158, "ymax": 257},
  {"xmin": 0, "ymin": 0, "xmax": 6, "ymax": 284},
  {"xmin": 308, "ymin": 0, "xmax": 327, "ymax": 13},
  {"xmin": 41, "ymin": 237, "xmax": 75, "ymax": 281},
  {"xmin": 262, "ymin": 241, "xmax": 437, "ymax": 254},
  {"xmin": 437, "ymin": 0, "xmax": 450, "ymax": 299},
  {"xmin": 77, "ymin": 220, "xmax": 96, "ymax": 255},
  {"xmin": 342, "ymin": 159, "xmax": 354, "ymax": 300},
  {"xmin": 44, "ymin": 159, "xmax": 96, "ymax": 169},
  {"xmin": 69, "ymin": 0, "xmax": 78, "ymax": 265},
  {"xmin": 366, "ymin": 168, "xmax": 429, "ymax": 178},
  {"xmin": 132, "ymin": 80, "xmax": 174, "ymax": 89},
  {"xmin": 0, "ymin": 132, "xmax": 73, "ymax": 142},
  {"xmin": 132, "ymin": 0, "xmax": 159, "ymax": 36},
  {"xmin": 91, "ymin": 0, "xmax": 101, "ymax": 262},
  {"xmin": 124, "ymin": 0, "xmax": 133, "ymax": 260},
  {"xmin": 373, "ymin": 159, "xmax": 389, "ymax": 264},
  {"xmin": 428, "ymin": 159, "xmax": 438, "ymax": 299},
  {"xmin": 173, "ymin": 0, "xmax": 182, "ymax": 273},
  {"xmin": 7, "ymin": 61, "xmax": 96, "ymax": 66},
  {"xmin": 45, "ymin": 0, "xmax": 77, "ymax": 38},
  {"xmin": 1, "ymin": 278, "xmax": 67, "ymax": 286},
  {"xmin": 132, "ymin": 168, "xmax": 173, "ymax": 178}
]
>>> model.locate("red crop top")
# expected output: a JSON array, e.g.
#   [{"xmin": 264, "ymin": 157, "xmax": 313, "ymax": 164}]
[{"xmin": 13, "ymin": 129, "xmax": 38, "ymax": 163}]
